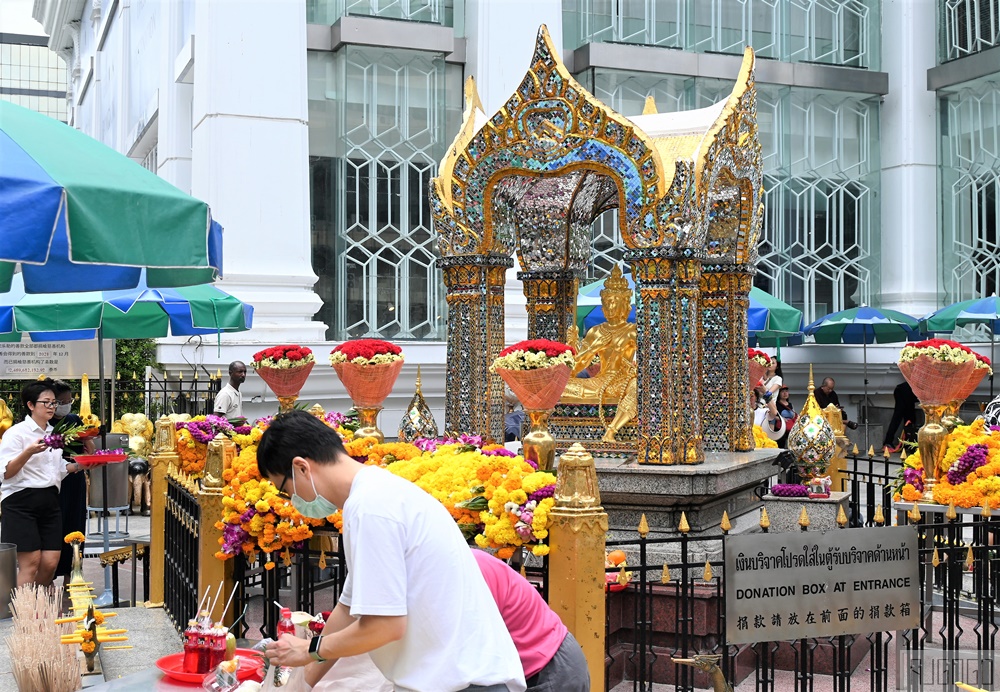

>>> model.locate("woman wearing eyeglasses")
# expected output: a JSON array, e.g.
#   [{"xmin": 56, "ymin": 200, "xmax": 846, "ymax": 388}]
[{"xmin": 0, "ymin": 379, "xmax": 84, "ymax": 586}]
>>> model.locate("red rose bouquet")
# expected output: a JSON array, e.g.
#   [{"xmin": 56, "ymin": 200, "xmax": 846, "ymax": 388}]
[
  {"xmin": 330, "ymin": 339, "xmax": 405, "ymax": 408},
  {"xmin": 490, "ymin": 339, "xmax": 576, "ymax": 411},
  {"xmin": 251, "ymin": 344, "xmax": 316, "ymax": 400},
  {"xmin": 898, "ymin": 338, "xmax": 977, "ymax": 404}
]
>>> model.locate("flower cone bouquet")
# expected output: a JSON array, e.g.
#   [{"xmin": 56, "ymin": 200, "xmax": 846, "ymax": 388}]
[
  {"xmin": 490, "ymin": 340, "xmax": 576, "ymax": 471},
  {"xmin": 252, "ymin": 345, "xmax": 316, "ymax": 410},
  {"xmin": 748, "ymin": 348, "xmax": 771, "ymax": 391},
  {"xmin": 898, "ymin": 339, "xmax": 978, "ymax": 404},
  {"xmin": 330, "ymin": 340, "xmax": 405, "ymax": 442},
  {"xmin": 898, "ymin": 338, "xmax": 979, "ymax": 501},
  {"xmin": 954, "ymin": 354, "xmax": 993, "ymax": 402},
  {"xmin": 490, "ymin": 339, "xmax": 576, "ymax": 410}
]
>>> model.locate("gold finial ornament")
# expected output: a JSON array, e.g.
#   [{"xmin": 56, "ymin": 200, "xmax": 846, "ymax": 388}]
[
  {"xmin": 909, "ymin": 504, "xmax": 922, "ymax": 522},
  {"xmin": 638, "ymin": 514, "xmax": 650, "ymax": 538},
  {"xmin": 983, "ymin": 500, "xmax": 993, "ymax": 517},
  {"xmin": 947, "ymin": 501, "xmax": 957, "ymax": 521},
  {"xmin": 852, "ymin": 443, "xmax": 859, "ymax": 455},
  {"xmin": 554, "ymin": 444, "xmax": 602, "ymax": 509},
  {"xmin": 398, "ymin": 366, "xmax": 439, "ymax": 442},
  {"xmin": 720, "ymin": 511, "xmax": 731, "ymax": 533},
  {"xmin": 932, "ymin": 547, "xmax": 940, "ymax": 568},
  {"xmin": 967, "ymin": 546, "xmax": 975, "ymax": 570},
  {"xmin": 787, "ymin": 364, "xmax": 837, "ymax": 482},
  {"xmin": 759, "ymin": 507, "xmax": 770, "ymax": 530},
  {"xmin": 678, "ymin": 512, "xmax": 690, "ymax": 534},
  {"xmin": 836, "ymin": 505, "xmax": 848, "ymax": 527},
  {"xmin": 703, "ymin": 560, "xmax": 714, "ymax": 582},
  {"xmin": 798, "ymin": 506, "xmax": 810, "ymax": 529},
  {"xmin": 867, "ymin": 445, "xmax": 875, "ymax": 457},
  {"xmin": 874, "ymin": 505, "xmax": 884, "ymax": 525},
  {"xmin": 642, "ymin": 95, "xmax": 658, "ymax": 115},
  {"xmin": 662, "ymin": 564, "xmax": 672, "ymax": 584},
  {"xmin": 900, "ymin": 447, "xmax": 908, "ymax": 460}
]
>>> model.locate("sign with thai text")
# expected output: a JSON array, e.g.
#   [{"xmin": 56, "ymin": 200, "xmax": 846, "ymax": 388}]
[
  {"xmin": 0, "ymin": 340, "xmax": 113, "ymax": 380},
  {"xmin": 724, "ymin": 526, "xmax": 920, "ymax": 644}
]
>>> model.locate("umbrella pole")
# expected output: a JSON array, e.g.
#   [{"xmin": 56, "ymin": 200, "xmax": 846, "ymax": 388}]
[
  {"xmin": 993, "ymin": 334, "xmax": 996, "ymax": 400},
  {"xmin": 863, "ymin": 339, "xmax": 870, "ymax": 452},
  {"xmin": 95, "ymin": 329, "xmax": 114, "ymax": 607}
]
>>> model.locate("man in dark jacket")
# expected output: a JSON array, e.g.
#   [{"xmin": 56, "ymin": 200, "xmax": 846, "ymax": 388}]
[{"xmin": 814, "ymin": 378, "xmax": 859, "ymax": 430}]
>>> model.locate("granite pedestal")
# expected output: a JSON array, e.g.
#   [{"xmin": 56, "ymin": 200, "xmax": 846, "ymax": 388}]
[{"xmin": 762, "ymin": 491, "xmax": 850, "ymax": 533}]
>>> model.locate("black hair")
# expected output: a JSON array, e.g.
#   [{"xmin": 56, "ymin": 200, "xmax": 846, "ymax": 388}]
[
  {"xmin": 774, "ymin": 361, "xmax": 784, "ymax": 378},
  {"xmin": 50, "ymin": 379, "xmax": 73, "ymax": 397},
  {"xmin": 229, "ymin": 361, "xmax": 246, "ymax": 374},
  {"xmin": 256, "ymin": 409, "xmax": 346, "ymax": 479},
  {"xmin": 21, "ymin": 379, "xmax": 55, "ymax": 409}
]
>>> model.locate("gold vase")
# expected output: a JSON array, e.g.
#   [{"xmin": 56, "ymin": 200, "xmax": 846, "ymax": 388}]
[
  {"xmin": 523, "ymin": 409, "xmax": 556, "ymax": 472},
  {"xmin": 354, "ymin": 406, "xmax": 384, "ymax": 443},
  {"xmin": 942, "ymin": 399, "xmax": 964, "ymax": 431},
  {"xmin": 276, "ymin": 395, "xmax": 299, "ymax": 413},
  {"xmin": 919, "ymin": 403, "xmax": 950, "ymax": 502},
  {"xmin": 69, "ymin": 541, "xmax": 85, "ymax": 585}
]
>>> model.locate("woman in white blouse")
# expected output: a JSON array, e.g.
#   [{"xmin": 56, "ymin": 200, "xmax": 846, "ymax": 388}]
[{"xmin": 0, "ymin": 379, "xmax": 83, "ymax": 586}]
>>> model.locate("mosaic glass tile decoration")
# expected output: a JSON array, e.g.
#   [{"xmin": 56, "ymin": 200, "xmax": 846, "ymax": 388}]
[{"xmin": 430, "ymin": 26, "xmax": 763, "ymax": 461}]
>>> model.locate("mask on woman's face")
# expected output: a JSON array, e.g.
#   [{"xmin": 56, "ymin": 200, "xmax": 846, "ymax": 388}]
[{"xmin": 55, "ymin": 403, "xmax": 72, "ymax": 418}]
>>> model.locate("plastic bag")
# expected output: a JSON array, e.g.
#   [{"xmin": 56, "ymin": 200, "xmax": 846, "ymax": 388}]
[
  {"xmin": 312, "ymin": 655, "xmax": 392, "ymax": 692},
  {"xmin": 260, "ymin": 665, "xmax": 309, "ymax": 691}
]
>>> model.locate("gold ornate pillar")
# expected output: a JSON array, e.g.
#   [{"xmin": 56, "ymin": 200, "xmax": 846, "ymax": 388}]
[
  {"xmin": 440, "ymin": 255, "xmax": 512, "ymax": 440},
  {"xmin": 518, "ymin": 270, "xmax": 579, "ymax": 342},
  {"xmin": 628, "ymin": 252, "xmax": 704, "ymax": 464},
  {"xmin": 699, "ymin": 269, "xmax": 754, "ymax": 451},
  {"xmin": 200, "ymin": 434, "xmax": 235, "ymax": 625},
  {"xmin": 547, "ymin": 443, "xmax": 607, "ymax": 691},
  {"xmin": 147, "ymin": 416, "xmax": 178, "ymax": 607}
]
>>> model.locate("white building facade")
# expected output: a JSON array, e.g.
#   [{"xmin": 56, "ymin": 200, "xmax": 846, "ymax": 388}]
[{"xmin": 30, "ymin": 0, "xmax": 1000, "ymax": 427}]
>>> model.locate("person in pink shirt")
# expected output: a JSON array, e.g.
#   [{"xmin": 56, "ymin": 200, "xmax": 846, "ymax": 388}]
[{"xmin": 472, "ymin": 550, "xmax": 590, "ymax": 692}]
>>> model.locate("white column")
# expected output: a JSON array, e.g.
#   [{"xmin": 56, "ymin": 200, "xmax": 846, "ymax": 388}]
[
  {"xmin": 155, "ymin": 0, "xmax": 192, "ymax": 194},
  {"xmin": 191, "ymin": 0, "xmax": 325, "ymax": 343},
  {"xmin": 465, "ymin": 0, "xmax": 563, "ymax": 344},
  {"xmin": 879, "ymin": 0, "xmax": 938, "ymax": 316}
]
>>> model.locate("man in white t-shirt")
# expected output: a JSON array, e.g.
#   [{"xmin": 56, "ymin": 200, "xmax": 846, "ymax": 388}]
[
  {"xmin": 258, "ymin": 411, "xmax": 526, "ymax": 692},
  {"xmin": 213, "ymin": 361, "xmax": 245, "ymax": 419}
]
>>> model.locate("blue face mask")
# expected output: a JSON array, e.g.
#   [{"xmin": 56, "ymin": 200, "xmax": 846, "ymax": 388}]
[{"xmin": 290, "ymin": 469, "xmax": 338, "ymax": 519}]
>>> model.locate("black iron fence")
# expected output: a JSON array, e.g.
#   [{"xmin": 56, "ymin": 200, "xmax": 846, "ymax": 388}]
[
  {"xmin": 164, "ymin": 475, "xmax": 201, "ymax": 630},
  {"xmin": 0, "ymin": 371, "xmax": 219, "ymax": 421},
  {"xmin": 229, "ymin": 531, "xmax": 347, "ymax": 641},
  {"xmin": 603, "ymin": 453, "xmax": 1000, "ymax": 692}
]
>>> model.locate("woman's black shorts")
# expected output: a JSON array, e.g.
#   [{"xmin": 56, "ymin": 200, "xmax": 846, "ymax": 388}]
[{"xmin": 0, "ymin": 486, "xmax": 63, "ymax": 552}]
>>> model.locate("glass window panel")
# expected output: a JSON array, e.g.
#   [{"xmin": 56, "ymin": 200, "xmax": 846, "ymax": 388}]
[
  {"xmin": 591, "ymin": 68, "xmax": 879, "ymax": 324},
  {"xmin": 308, "ymin": 49, "xmax": 460, "ymax": 341},
  {"xmin": 565, "ymin": 0, "xmax": 878, "ymax": 69}
]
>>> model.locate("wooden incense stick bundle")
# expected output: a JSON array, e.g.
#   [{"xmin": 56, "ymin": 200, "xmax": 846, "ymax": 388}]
[{"xmin": 6, "ymin": 585, "xmax": 81, "ymax": 691}]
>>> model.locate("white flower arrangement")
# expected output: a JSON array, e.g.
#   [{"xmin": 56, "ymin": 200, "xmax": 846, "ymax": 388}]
[
  {"xmin": 899, "ymin": 339, "xmax": 977, "ymax": 366},
  {"xmin": 489, "ymin": 339, "xmax": 577, "ymax": 372}
]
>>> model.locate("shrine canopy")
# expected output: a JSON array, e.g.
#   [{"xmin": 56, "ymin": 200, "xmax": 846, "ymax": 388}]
[{"xmin": 430, "ymin": 24, "xmax": 762, "ymax": 271}]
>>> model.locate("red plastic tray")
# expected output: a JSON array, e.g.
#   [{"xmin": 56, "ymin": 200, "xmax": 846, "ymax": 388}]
[
  {"xmin": 156, "ymin": 649, "xmax": 263, "ymax": 685},
  {"xmin": 74, "ymin": 453, "xmax": 128, "ymax": 468}
]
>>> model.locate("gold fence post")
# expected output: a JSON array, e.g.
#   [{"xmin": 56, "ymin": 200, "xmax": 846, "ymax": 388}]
[
  {"xmin": 547, "ymin": 443, "xmax": 607, "ymax": 692},
  {"xmin": 200, "ymin": 434, "xmax": 235, "ymax": 625},
  {"xmin": 146, "ymin": 416, "xmax": 178, "ymax": 607},
  {"xmin": 821, "ymin": 404, "xmax": 849, "ymax": 489}
]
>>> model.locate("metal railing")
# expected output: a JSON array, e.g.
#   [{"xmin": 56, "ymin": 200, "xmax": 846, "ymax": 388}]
[{"xmin": 163, "ymin": 474, "xmax": 201, "ymax": 630}]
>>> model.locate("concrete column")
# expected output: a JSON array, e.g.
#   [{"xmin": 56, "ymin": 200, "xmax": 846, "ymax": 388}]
[
  {"xmin": 191, "ymin": 0, "xmax": 325, "ymax": 342},
  {"xmin": 879, "ymin": 0, "xmax": 938, "ymax": 316}
]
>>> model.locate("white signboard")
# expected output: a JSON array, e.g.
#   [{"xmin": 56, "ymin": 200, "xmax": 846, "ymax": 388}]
[
  {"xmin": 0, "ymin": 341, "xmax": 114, "ymax": 380},
  {"xmin": 725, "ymin": 526, "xmax": 920, "ymax": 644}
]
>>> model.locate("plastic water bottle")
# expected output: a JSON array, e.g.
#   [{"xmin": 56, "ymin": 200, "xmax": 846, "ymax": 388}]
[{"xmin": 276, "ymin": 607, "xmax": 296, "ymax": 637}]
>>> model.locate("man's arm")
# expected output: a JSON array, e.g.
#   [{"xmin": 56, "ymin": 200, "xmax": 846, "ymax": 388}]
[
  {"xmin": 303, "ymin": 602, "xmax": 353, "ymax": 686},
  {"xmin": 267, "ymin": 610, "xmax": 406, "ymax": 670}
]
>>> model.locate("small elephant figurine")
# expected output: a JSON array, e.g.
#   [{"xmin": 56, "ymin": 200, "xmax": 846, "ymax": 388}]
[{"xmin": 128, "ymin": 457, "xmax": 152, "ymax": 515}]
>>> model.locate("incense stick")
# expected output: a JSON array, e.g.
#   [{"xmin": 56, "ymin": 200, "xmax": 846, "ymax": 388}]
[{"xmin": 6, "ymin": 585, "xmax": 80, "ymax": 692}]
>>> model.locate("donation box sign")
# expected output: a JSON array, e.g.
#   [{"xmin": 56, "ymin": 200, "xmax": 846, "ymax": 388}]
[{"xmin": 724, "ymin": 526, "xmax": 920, "ymax": 644}]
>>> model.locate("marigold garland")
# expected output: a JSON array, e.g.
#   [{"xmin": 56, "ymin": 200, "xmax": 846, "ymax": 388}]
[
  {"xmin": 176, "ymin": 427, "xmax": 208, "ymax": 476},
  {"xmin": 893, "ymin": 418, "xmax": 1000, "ymax": 508},
  {"xmin": 752, "ymin": 425, "xmax": 778, "ymax": 449}
]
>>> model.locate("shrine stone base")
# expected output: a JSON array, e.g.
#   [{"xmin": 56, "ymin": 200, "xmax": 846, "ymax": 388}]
[
  {"xmin": 763, "ymin": 491, "xmax": 850, "ymax": 533},
  {"xmin": 593, "ymin": 449, "xmax": 779, "ymax": 569}
]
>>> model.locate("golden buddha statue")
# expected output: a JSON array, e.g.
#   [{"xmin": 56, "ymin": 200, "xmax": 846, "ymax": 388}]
[{"xmin": 561, "ymin": 265, "xmax": 638, "ymax": 442}]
